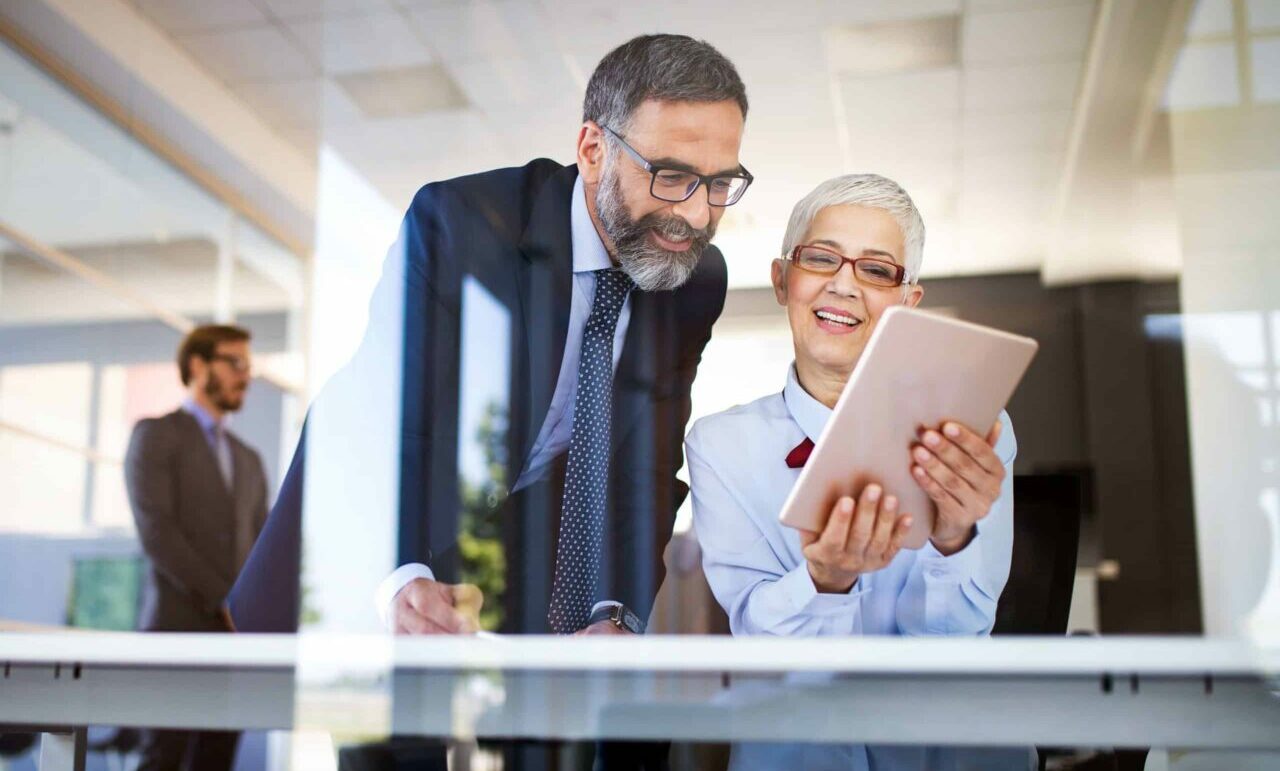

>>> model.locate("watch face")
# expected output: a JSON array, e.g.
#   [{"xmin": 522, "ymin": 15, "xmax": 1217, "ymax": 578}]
[{"xmin": 620, "ymin": 608, "xmax": 644, "ymax": 634}]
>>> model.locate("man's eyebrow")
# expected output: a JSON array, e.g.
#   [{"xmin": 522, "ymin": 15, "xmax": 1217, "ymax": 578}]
[{"xmin": 648, "ymin": 156, "xmax": 744, "ymax": 177}]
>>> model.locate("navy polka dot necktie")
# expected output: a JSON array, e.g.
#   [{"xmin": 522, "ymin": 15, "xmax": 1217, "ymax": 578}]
[{"xmin": 547, "ymin": 267, "xmax": 633, "ymax": 634}]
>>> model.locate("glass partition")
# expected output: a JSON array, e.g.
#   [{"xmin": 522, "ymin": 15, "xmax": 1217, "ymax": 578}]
[{"xmin": 1, "ymin": 0, "xmax": 1278, "ymax": 769}]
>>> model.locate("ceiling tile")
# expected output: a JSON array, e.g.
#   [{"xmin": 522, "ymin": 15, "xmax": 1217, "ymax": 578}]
[
  {"xmin": 961, "ymin": 149, "xmax": 1062, "ymax": 189},
  {"xmin": 233, "ymin": 78, "xmax": 363, "ymax": 128},
  {"xmin": 826, "ymin": 14, "xmax": 959, "ymax": 76},
  {"xmin": 964, "ymin": 0, "xmax": 1093, "ymax": 10},
  {"xmin": 1254, "ymin": 39, "xmax": 1280, "ymax": 103},
  {"xmin": 962, "ymin": 110, "xmax": 1071, "ymax": 154},
  {"xmin": 176, "ymin": 25, "xmax": 317, "ymax": 84},
  {"xmin": 407, "ymin": 1, "xmax": 555, "ymax": 62},
  {"xmin": 448, "ymin": 55, "xmax": 579, "ymax": 111},
  {"xmin": 963, "ymin": 60, "xmax": 1083, "ymax": 112},
  {"xmin": 1249, "ymin": 0, "xmax": 1280, "ymax": 29},
  {"xmin": 844, "ymin": 113, "xmax": 957, "ymax": 161},
  {"xmin": 257, "ymin": 0, "xmax": 389, "ymax": 20},
  {"xmin": 822, "ymin": 0, "xmax": 962, "ymax": 26},
  {"xmin": 1186, "ymin": 0, "xmax": 1234, "ymax": 37},
  {"xmin": 962, "ymin": 4, "xmax": 1095, "ymax": 64},
  {"xmin": 841, "ymin": 67, "xmax": 960, "ymax": 122},
  {"xmin": 1163, "ymin": 41, "xmax": 1241, "ymax": 110},
  {"xmin": 287, "ymin": 10, "xmax": 434, "ymax": 75},
  {"xmin": 134, "ymin": 0, "xmax": 267, "ymax": 33}
]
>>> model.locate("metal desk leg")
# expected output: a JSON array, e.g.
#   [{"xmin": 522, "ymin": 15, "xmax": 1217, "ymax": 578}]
[{"xmin": 38, "ymin": 728, "xmax": 86, "ymax": 771}]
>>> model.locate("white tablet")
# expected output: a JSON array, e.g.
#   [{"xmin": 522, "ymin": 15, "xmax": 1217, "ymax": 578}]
[{"xmin": 778, "ymin": 306, "xmax": 1038, "ymax": 549}]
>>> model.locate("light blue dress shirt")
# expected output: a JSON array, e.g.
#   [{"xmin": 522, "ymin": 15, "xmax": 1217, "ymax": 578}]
[
  {"xmin": 686, "ymin": 366, "xmax": 1029, "ymax": 770},
  {"xmin": 181, "ymin": 397, "xmax": 233, "ymax": 489},
  {"xmin": 376, "ymin": 175, "xmax": 633, "ymax": 625},
  {"xmin": 512, "ymin": 174, "xmax": 631, "ymax": 491},
  {"xmin": 686, "ymin": 364, "xmax": 1016, "ymax": 638}
]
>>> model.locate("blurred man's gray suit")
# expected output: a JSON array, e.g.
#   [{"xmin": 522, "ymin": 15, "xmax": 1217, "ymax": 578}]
[
  {"xmin": 126, "ymin": 409, "xmax": 268, "ymax": 632},
  {"xmin": 125, "ymin": 407, "xmax": 268, "ymax": 771}
]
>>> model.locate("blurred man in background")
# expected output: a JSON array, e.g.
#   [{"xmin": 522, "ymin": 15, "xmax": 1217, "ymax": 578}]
[{"xmin": 125, "ymin": 324, "xmax": 268, "ymax": 771}]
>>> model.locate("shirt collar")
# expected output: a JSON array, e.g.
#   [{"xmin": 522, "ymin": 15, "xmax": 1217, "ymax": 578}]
[
  {"xmin": 181, "ymin": 397, "xmax": 224, "ymax": 434},
  {"xmin": 570, "ymin": 174, "xmax": 613, "ymax": 274},
  {"xmin": 782, "ymin": 364, "xmax": 832, "ymax": 442}
]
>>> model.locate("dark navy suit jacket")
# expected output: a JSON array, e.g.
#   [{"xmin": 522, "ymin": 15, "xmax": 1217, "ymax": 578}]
[{"xmin": 229, "ymin": 159, "xmax": 727, "ymax": 633}]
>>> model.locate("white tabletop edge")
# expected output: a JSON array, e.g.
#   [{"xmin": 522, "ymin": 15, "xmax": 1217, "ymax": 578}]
[{"xmin": 1, "ymin": 633, "xmax": 1277, "ymax": 677}]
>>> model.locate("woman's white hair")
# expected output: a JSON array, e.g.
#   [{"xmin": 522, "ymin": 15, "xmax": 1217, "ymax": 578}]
[{"xmin": 780, "ymin": 173, "xmax": 925, "ymax": 283}]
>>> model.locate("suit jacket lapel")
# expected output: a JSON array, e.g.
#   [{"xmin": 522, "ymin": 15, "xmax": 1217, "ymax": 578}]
[
  {"xmin": 514, "ymin": 165, "xmax": 577, "ymax": 472},
  {"xmin": 612, "ymin": 288, "xmax": 662, "ymax": 459},
  {"xmin": 229, "ymin": 439, "xmax": 254, "ymax": 513}
]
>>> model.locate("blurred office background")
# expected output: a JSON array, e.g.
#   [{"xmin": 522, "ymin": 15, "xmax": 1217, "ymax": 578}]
[{"xmin": 0, "ymin": 0, "xmax": 1277, "ymax": 767}]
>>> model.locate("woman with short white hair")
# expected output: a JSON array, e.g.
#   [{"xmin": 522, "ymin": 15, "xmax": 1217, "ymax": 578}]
[
  {"xmin": 686, "ymin": 174, "xmax": 1026, "ymax": 768},
  {"xmin": 689, "ymin": 172, "xmax": 1015, "ymax": 636}
]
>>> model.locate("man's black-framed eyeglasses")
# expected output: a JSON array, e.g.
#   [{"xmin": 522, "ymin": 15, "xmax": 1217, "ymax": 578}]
[{"xmin": 601, "ymin": 125, "xmax": 753, "ymax": 207}]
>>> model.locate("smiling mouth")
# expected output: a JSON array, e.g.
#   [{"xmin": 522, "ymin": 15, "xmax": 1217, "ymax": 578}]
[
  {"xmin": 649, "ymin": 229, "xmax": 692, "ymax": 252},
  {"xmin": 814, "ymin": 309, "xmax": 862, "ymax": 328}
]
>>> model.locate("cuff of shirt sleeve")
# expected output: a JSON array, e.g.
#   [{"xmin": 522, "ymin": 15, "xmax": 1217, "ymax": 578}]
[
  {"xmin": 778, "ymin": 562, "xmax": 868, "ymax": 617},
  {"xmin": 919, "ymin": 527, "xmax": 985, "ymax": 584},
  {"xmin": 375, "ymin": 563, "xmax": 435, "ymax": 631}
]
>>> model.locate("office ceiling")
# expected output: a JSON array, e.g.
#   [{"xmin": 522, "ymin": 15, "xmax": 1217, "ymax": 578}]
[
  {"xmin": 120, "ymin": 0, "xmax": 1097, "ymax": 286},
  {"xmin": 6, "ymin": 0, "xmax": 1275, "ymax": 290}
]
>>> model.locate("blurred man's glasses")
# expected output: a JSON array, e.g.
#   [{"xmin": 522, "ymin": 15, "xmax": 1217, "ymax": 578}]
[
  {"xmin": 209, "ymin": 354, "xmax": 251, "ymax": 374},
  {"xmin": 789, "ymin": 244, "xmax": 907, "ymax": 288},
  {"xmin": 601, "ymin": 125, "xmax": 753, "ymax": 207}
]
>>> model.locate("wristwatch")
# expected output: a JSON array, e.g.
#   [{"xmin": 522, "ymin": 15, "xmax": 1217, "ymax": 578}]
[{"xmin": 586, "ymin": 603, "xmax": 646, "ymax": 634}]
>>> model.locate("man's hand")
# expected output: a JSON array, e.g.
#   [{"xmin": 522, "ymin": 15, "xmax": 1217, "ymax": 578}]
[
  {"xmin": 392, "ymin": 578, "xmax": 483, "ymax": 635},
  {"xmin": 800, "ymin": 484, "xmax": 913, "ymax": 594},
  {"xmin": 910, "ymin": 420, "xmax": 1005, "ymax": 556},
  {"xmin": 574, "ymin": 619, "xmax": 630, "ymax": 636}
]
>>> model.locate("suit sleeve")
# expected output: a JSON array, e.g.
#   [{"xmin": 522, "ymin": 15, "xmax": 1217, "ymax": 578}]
[
  {"xmin": 229, "ymin": 186, "xmax": 450, "ymax": 632},
  {"xmin": 125, "ymin": 420, "xmax": 232, "ymax": 615}
]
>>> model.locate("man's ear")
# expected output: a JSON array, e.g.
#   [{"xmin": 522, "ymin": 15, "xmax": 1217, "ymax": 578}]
[
  {"xmin": 904, "ymin": 282, "xmax": 924, "ymax": 308},
  {"xmin": 187, "ymin": 355, "xmax": 207, "ymax": 387},
  {"xmin": 576, "ymin": 122, "xmax": 607, "ymax": 185},
  {"xmin": 771, "ymin": 259, "xmax": 788, "ymax": 306}
]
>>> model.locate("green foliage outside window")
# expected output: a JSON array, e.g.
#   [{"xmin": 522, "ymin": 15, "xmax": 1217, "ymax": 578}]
[{"xmin": 458, "ymin": 400, "xmax": 509, "ymax": 631}]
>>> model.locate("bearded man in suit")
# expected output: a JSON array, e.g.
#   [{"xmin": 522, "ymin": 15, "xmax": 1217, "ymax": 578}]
[{"xmin": 126, "ymin": 323, "xmax": 268, "ymax": 771}]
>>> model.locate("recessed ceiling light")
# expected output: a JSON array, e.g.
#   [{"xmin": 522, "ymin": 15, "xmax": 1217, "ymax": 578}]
[{"xmin": 334, "ymin": 64, "xmax": 468, "ymax": 119}]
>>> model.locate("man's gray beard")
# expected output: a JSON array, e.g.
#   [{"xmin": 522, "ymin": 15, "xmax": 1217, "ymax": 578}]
[{"xmin": 595, "ymin": 162, "xmax": 714, "ymax": 292}]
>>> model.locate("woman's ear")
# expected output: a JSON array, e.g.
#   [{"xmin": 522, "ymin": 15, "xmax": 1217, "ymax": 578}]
[{"xmin": 771, "ymin": 259, "xmax": 788, "ymax": 306}]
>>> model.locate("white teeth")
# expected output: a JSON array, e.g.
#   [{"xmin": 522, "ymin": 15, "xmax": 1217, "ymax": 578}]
[{"xmin": 815, "ymin": 310, "xmax": 859, "ymax": 326}]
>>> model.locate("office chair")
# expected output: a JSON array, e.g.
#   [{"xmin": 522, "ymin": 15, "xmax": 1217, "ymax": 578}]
[
  {"xmin": 998, "ymin": 472, "xmax": 1146, "ymax": 771},
  {"xmin": 993, "ymin": 472, "xmax": 1085, "ymax": 636}
]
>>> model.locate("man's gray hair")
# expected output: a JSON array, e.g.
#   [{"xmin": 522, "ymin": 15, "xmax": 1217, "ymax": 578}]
[
  {"xmin": 780, "ymin": 174, "xmax": 926, "ymax": 283},
  {"xmin": 583, "ymin": 34, "xmax": 748, "ymax": 133}
]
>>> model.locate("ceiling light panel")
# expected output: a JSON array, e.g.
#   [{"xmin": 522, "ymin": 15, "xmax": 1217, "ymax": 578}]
[{"xmin": 334, "ymin": 64, "xmax": 469, "ymax": 119}]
